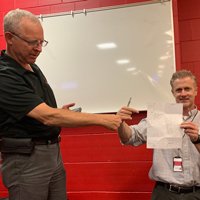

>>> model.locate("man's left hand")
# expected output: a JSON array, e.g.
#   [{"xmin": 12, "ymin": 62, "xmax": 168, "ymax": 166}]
[{"xmin": 180, "ymin": 122, "xmax": 199, "ymax": 142}]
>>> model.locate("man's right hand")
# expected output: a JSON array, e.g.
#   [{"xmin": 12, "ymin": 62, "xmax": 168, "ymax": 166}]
[
  {"xmin": 116, "ymin": 106, "xmax": 139, "ymax": 143},
  {"xmin": 101, "ymin": 114, "xmax": 131, "ymax": 131},
  {"xmin": 101, "ymin": 107, "xmax": 139, "ymax": 131},
  {"xmin": 117, "ymin": 106, "xmax": 139, "ymax": 118}
]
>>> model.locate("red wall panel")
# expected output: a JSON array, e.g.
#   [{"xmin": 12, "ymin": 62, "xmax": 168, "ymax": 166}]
[
  {"xmin": 0, "ymin": 192, "xmax": 8, "ymax": 199},
  {"xmin": 178, "ymin": 0, "xmax": 200, "ymax": 105},
  {"xmin": 60, "ymin": 133, "xmax": 153, "ymax": 163},
  {"xmin": 179, "ymin": 20, "xmax": 191, "ymax": 42},
  {"xmin": 63, "ymin": 0, "xmax": 87, "ymax": 2},
  {"xmin": 127, "ymin": 0, "xmax": 152, "ymax": 3},
  {"xmin": 99, "ymin": 0, "xmax": 127, "ymax": 7},
  {"xmin": 75, "ymin": 0, "xmax": 100, "ymax": 10},
  {"xmin": 67, "ymin": 192, "xmax": 152, "ymax": 200},
  {"xmin": 39, "ymin": 0, "xmax": 62, "ymax": 6},
  {"xmin": 178, "ymin": 0, "xmax": 200, "ymax": 20},
  {"xmin": 175, "ymin": 43, "xmax": 181, "ymax": 71},
  {"xmin": 0, "ymin": 36, "xmax": 6, "ymax": 50},
  {"xmin": 190, "ymin": 19, "xmax": 200, "ymax": 41},
  {"xmin": 51, "ymin": 3, "xmax": 74, "ymax": 14},
  {"xmin": 0, "ymin": 13, "xmax": 4, "ymax": 36},
  {"xmin": 27, "ymin": 6, "xmax": 51, "ymax": 16},
  {"xmin": 194, "ymin": 62, "xmax": 200, "ymax": 76},
  {"xmin": 181, "ymin": 41, "xmax": 200, "ymax": 63},
  {"xmin": 0, "ymin": 0, "xmax": 14, "ymax": 12},
  {"xmin": 173, "ymin": 15, "xmax": 180, "ymax": 43},
  {"xmin": 172, "ymin": 0, "xmax": 178, "ymax": 16},
  {"xmin": 0, "ymin": 173, "xmax": 8, "ymax": 198},
  {"xmin": 65, "ymin": 162, "xmax": 154, "ymax": 191},
  {"xmin": 15, "ymin": 0, "xmax": 39, "ymax": 9},
  {"xmin": 181, "ymin": 62, "xmax": 194, "ymax": 72},
  {"xmin": 0, "ymin": 177, "xmax": 7, "ymax": 191}
]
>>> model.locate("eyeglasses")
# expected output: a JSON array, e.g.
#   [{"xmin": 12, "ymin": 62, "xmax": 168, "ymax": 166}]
[{"xmin": 10, "ymin": 32, "xmax": 48, "ymax": 48}]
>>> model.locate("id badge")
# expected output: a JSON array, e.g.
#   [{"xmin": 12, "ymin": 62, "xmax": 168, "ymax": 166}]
[{"xmin": 173, "ymin": 157, "xmax": 182, "ymax": 172}]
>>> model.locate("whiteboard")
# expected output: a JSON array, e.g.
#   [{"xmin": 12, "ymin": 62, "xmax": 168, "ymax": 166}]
[{"xmin": 36, "ymin": 0, "xmax": 176, "ymax": 113}]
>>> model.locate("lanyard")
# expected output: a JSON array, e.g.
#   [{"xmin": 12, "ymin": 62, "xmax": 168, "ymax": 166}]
[{"xmin": 177, "ymin": 110, "xmax": 198, "ymax": 156}]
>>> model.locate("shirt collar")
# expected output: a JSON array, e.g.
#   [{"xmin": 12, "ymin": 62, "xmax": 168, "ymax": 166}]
[
  {"xmin": 184, "ymin": 106, "xmax": 198, "ymax": 121},
  {"xmin": 188, "ymin": 106, "xmax": 198, "ymax": 116},
  {"xmin": 0, "ymin": 50, "xmax": 36, "ymax": 75}
]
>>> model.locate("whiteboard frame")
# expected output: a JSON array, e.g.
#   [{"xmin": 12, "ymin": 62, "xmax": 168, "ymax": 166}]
[{"xmin": 36, "ymin": 0, "xmax": 176, "ymax": 113}]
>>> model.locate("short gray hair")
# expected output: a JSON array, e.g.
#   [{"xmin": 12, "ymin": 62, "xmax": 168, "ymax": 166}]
[
  {"xmin": 3, "ymin": 9, "xmax": 40, "ymax": 34},
  {"xmin": 170, "ymin": 70, "xmax": 197, "ymax": 89}
]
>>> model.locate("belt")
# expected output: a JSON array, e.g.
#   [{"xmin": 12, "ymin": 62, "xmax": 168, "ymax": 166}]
[
  {"xmin": 156, "ymin": 181, "xmax": 199, "ymax": 194},
  {"xmin": 33, "ymin": 135, "xmax": 61, "ymax": 145}
]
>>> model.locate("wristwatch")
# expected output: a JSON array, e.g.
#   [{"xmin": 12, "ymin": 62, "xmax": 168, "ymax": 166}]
[{"xmin": 192, "ymin": 135, "xmax": 200, "ymax": 144}]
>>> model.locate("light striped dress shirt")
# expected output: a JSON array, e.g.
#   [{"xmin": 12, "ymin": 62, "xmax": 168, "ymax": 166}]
[{"xmin": 124, "ymin": 107, "xmax": 200, "ymax": 186}]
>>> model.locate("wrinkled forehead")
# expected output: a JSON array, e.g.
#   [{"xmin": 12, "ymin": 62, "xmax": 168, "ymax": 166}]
[{"xmin": 19, "ymin": 17, "xmax": 44, "ymax": 38}]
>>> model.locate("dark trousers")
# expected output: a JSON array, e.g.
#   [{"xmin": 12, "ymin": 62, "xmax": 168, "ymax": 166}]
[
  {"xmin": 151, "ymin": 182, "xmax": 200, "ymax": 200},
  {"xmin": 0, "ymin": 143, "xmax": 67, "ymax": 200}
]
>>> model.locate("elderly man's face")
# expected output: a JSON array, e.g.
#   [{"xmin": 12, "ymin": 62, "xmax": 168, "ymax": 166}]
[{"xmin": 11, "ymin": 17, "xmax": 44, "ymax": 66}]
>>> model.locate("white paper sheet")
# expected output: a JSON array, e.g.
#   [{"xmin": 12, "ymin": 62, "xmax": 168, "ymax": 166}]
[{"xmin": 147, "ymin": 103, "xmax": 183, "ymax": 149}]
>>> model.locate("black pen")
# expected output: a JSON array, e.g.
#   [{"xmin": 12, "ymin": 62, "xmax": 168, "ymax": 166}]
[
  {"xmin": 122, "ymin": 97, "xmax": 132, "ymax": 123},
  {"xmin": 127, "ymin": 97, "xmax": 132, "ymax": 107}
]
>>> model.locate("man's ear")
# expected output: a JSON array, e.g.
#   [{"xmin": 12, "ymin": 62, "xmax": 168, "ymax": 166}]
[
  {"xmin": 171, "ymin": 89, "xmax": 175, "ymax": 97},
  {"xmin": 195, "ymin": 87, "xmax": 198, "ymax": 96},
  {"xmin": 4, "ymin": 32, "xmax": 14, "ymax": 45}
]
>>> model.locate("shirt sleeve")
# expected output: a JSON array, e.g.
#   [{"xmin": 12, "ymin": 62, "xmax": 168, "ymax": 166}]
[
  {"xmin": 0, "ymin": 70, "xmax": 44, "ymax": 121},
  {"xmin": 122, "ymin": 118, "xmax": 148, "ymax": 146}
]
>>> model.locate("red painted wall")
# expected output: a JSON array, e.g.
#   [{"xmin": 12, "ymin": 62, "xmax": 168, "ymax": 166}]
[
  {"xmin": 0, "ymin": 0, "xmax": 182, "ymax": 199},
  {"xmin": 177, "ymin": 0, "xmax": 200, "ymax": 109}
]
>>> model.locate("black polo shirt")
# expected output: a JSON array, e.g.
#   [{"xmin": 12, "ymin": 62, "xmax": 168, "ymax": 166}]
[{"xmin": 0, "ymin": 50, "xmax": 61, "ymax": 139}]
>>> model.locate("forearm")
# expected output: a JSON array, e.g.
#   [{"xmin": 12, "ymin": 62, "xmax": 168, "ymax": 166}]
[
  {"xmin": 117, "ymin": 121, "xmax": 132, "ymax": 144},
  {"xmin": 44, "ymin": 108, "xmax": 109, "ymax": 128},
  {"xmin": 27, "ymin": 103, "xmax": 121, "ymax": 129}
]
